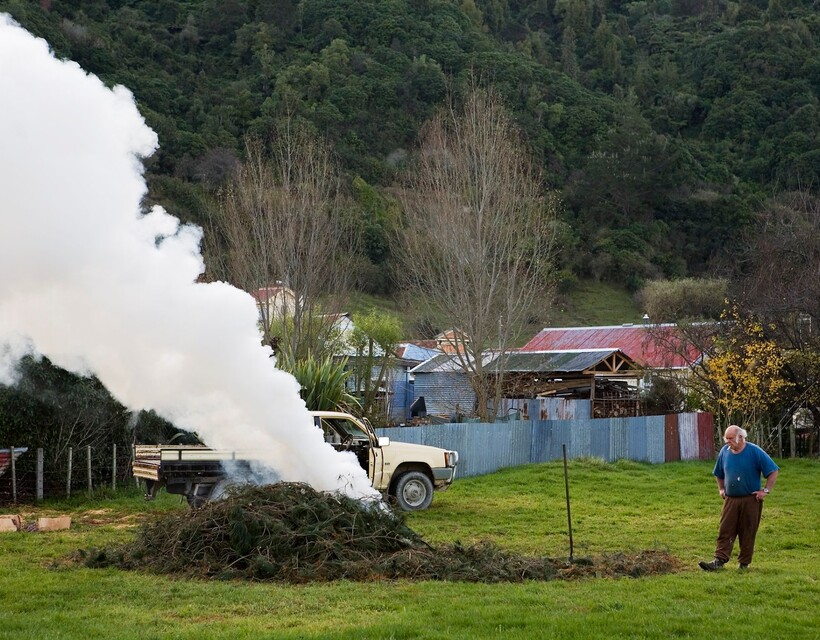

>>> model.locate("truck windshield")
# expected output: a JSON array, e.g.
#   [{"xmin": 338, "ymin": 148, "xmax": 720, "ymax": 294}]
[{"xmin": 320, "ymin": 418, "xmax": 371, "ymax": 444}]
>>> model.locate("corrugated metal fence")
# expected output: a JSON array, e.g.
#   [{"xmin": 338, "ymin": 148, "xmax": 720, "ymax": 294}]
[{"xmin": 377, "ymin": 412, "xmax": 715, "ymax": 478}]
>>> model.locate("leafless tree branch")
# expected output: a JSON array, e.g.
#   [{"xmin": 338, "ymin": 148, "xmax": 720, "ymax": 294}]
[
  {"xmin": 205, "ymin": 120, "xmax": 358, "ymax": 362},
  {"xmin": 397, "ymin": 84, "xmax": 558, "ymax": 420}
]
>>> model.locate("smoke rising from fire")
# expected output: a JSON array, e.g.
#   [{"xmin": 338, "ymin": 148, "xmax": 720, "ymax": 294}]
[{"xmin": 0, "ymin": 16, "xmax": 379, "ymax": 501}]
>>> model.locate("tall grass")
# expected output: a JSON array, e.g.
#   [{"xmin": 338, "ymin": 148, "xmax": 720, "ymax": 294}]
[
  {"xmin": 551, "ymin": 280, "xmax": 642, "ymax": 327},
  {"xmin": 1, "ymin": 458, "xmax": 817, "ymax": 639},
  {"xmin": 349, "ymin": 280, "xmax": 641, "ymax": 340}
]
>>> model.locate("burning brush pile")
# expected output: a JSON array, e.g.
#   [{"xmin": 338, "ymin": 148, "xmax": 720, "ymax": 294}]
[{"xmin": 81, "ymin": 484, "xmax": 678, "ymax": 583}]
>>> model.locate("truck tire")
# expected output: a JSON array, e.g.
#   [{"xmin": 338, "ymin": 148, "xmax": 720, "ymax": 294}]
[
  {"xmin": 393, "ymin": 471, "xmax": 434, "ymax": 511},
  {"xmin": 186, "ymin": 483, "xmax": 214, "ymax": 508}
]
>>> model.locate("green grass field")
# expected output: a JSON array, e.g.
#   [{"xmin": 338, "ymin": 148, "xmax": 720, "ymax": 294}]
[{"xmin": 1, "ymin": 458, "xmax": 818, "ymax": 639}]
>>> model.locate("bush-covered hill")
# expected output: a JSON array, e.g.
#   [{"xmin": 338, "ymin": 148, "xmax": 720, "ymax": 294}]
[{"xmin": 2, "ymin": 0, "xmax": 818, "ymax": 291}]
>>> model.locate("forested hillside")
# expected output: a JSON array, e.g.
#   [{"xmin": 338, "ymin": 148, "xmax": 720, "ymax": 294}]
[{"xmin": 2, "ymin": 0, "xmax": 818, "ymax": 293}]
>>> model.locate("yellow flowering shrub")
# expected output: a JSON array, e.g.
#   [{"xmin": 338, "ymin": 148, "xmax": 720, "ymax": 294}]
[{"xmin": 702, "ymin": 305, "xmax": 793, "ymax": 425}]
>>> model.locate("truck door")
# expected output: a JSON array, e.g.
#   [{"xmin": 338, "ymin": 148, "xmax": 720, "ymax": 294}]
[{"xmin": 316, "ymin": 416, "xmax": 382, "ymax": 488}]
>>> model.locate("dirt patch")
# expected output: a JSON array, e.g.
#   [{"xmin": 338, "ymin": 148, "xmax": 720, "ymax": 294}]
[
  {"xmin": 10, "ymin": 508, "xmax": 144, "ymax": 531},
  {"xmin": 78, "ymin": 483, "xmax": 680, "ymax": 583},
  {"xmin": 76, "ymin": 510, "xmax": 141, "ymax": 529}
]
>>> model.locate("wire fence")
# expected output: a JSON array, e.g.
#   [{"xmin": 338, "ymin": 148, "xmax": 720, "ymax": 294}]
[{"xmin": 0, "ymin": 444, "xmax": 138, "ymax": 506}]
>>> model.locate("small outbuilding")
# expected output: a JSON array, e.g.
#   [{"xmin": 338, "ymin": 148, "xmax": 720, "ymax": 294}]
[
  {"xmin": 411, "ymin": 348, "xmax": 643, "ymax": 420},
  {"xmin": 485, "ymin": 349, "xmax": 642, "ymax": 417}
]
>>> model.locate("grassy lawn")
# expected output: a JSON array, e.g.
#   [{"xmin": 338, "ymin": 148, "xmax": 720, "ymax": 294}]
[
  {"xmin": 550, "ymin": 280, "xmax": 642, "ymax": 327},
  {"xmin": 1, "ymin": 458, "xmax": 818, "ymax": 639}
]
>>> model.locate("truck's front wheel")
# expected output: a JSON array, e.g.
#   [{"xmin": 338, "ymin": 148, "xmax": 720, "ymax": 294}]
[{"xmin": 393, "ymin": 471, "xmax": 434, "ymax": 511}]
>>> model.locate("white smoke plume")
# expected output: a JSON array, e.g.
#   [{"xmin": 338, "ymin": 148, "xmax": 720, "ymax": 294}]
[{"xmin": 0, "ymin": 15, "xmax": 379, "ymax": 501}]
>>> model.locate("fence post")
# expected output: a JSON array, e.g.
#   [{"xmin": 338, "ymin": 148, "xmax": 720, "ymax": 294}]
[
  {"xmin": 10, "ymin": 445, "xmax": 17, "ymax": 504},
  {"xmin": 86, "ymin": 445, "xmax": 93, "ymax": 497},
  {"xmin": 67, "ymin": 447, "xmax": 73, "ymax": 498},
  {"xmin": 789, "ymin": 420, "xmax": 797, "ymax": 458},
  {"xmin": 36, "ymin": 448, "xmax": 44, "ymax": 502},
  {"xmin": 112, "ymin": 444, "xmax": 117, "ymax": 491},
  {"xmin": 562, "ymin": 444, "xmax": 574, "ymax": 562},
  {"xmin": 134, "ymin": 444, "xmax": 140, "ymax": 488}
]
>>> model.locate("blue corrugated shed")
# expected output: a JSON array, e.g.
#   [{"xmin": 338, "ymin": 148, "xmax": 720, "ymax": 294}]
[
  {"xmin": 412, "ymin": 371, "xmax": 475, "ymax": 418},
  {"xmin": 385, "ymin": 344, "xmax": 444, "ymax": 423},
  {"xmin": 502, "ymin": 397, "xmax": 591, "ymax": 420},
  {"xmin": 387, "ymin": 366, "xmax": 412, "ymax": 423}
]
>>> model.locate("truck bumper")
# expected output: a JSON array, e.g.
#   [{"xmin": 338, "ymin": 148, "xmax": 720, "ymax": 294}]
[{"xmin": 433, "ymin": 466, "xmax": 456, "ymax": 486}]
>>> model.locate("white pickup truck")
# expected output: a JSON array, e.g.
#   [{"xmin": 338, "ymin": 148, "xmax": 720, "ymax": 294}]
[{"xmin": 133, "ymin": 411, "xmax": 458, "ymax": 511}]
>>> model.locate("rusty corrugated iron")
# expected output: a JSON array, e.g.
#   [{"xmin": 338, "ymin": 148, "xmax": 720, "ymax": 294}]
[
  {"xmin": 521, "ymin": 324, "xmax": 703, "ymax": 369},
  {"xmin": 697, "ymin": 412, "xmax": 716, "ymax": 459},
  {"xmin": 665, "ymin": 414, "xmax": 681, "ymax": 462},
  {"xmin": 486, "ymin": 349, "xmax": 624, "ymax": 373}
]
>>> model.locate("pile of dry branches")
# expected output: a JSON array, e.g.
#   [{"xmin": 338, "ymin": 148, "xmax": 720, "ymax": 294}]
[{"xmin": 80, "ymin": 483, "xmax": 679, "ymax": 583}]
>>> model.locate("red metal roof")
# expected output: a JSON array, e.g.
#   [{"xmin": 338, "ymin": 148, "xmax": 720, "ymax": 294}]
[
  {"xmin": 520, "ymin": 324, "xmax": 703, "ymax": 369},
  {"xmin": 252, "ymin": 285, "xmax": 291, "ymax": 302}
]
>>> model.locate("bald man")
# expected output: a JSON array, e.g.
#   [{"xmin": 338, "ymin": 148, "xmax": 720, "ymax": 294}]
[{"xmin": 699, "ymin": 425, "xmax": 779, "ymax": 571}]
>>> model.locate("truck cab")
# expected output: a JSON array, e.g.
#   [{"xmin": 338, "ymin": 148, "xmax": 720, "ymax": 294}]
[{"xmin": 312, "ymin": 411, "xmax": 458, "ymax": 510}]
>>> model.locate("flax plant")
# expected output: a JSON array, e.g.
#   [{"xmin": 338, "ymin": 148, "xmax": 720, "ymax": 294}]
[{"xmin": 283, "ymin": 353, "xmax": 359, "ymax": 413}]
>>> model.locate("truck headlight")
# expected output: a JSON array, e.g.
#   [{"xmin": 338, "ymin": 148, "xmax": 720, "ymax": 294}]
[{"xmin": 445, "ymin": 450, "xmax": 459, "ymax": 467}]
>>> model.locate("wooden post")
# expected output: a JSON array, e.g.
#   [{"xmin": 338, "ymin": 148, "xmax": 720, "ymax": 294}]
[
  {"xmin": 10, "ymin": 445, "xmax": 17, "ymax": 504},
  {"xmin": 133, "ymin": 444, "xmax": 140, "ymax": 487},
  {"xmin": 112, "ymin": 444, "xmax": 117, "ymax": 491},
  {"xmin": 789, "ymin": 417, "xmax": 797, "ymax": 458},
  {"xmin": 66, "ymin": 447, "xmax": 73, "ymax": 498},
  {"xmin": 86, "ymin": 445, "xmax": 93, "ymax": 496},
  {"xmin": 590, "ymin": 376, "xmax": 596, "ymax": 416},
  {"xmin": 36, "ymin": 448, "xmax": 44, "ymax": 502}
]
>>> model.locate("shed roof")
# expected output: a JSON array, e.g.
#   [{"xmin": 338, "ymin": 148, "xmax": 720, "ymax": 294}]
[
  {"xmin": 396, "ymin": 343, "xmax": 442, "ymax": 363},
  {"xmin": 252, "ymin": 284, "xmax": 295, "ymax": 302},
  {"xmin": 412, "ymin": 349, "xmax": 639, "ymax": 376},
  {"xmin": 410, "ymin": 352, "xmax": 496, "ymax": 374},
  {"xmin": 485, "ymin": 349, "xmax": 639, "ymax": 375},
  {"xmin": 520, "ymin": 324, "xmax": 703, "ymax": 369}
]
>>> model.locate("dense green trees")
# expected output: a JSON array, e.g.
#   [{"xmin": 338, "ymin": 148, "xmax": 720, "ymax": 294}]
[
  {"xmin": 1, "ymin": 0, "xmax": 816, "ymax": 455},
  {"xmin": 0, "ymin": 357, "xmax": 189, "ymax": 487},
  {"xmin": 1, "ymin": 0, "xmax": 817, "ymax": 292}
]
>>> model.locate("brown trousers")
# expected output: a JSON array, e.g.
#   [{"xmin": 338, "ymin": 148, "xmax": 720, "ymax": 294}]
[{"xmin": 714, "ymin": 495, "xmax": 763, "ymax": 565}]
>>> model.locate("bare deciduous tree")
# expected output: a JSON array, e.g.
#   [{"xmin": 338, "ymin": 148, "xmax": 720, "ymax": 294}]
[
  {"xmin": 398, "ymin": 85, "xmax": 558, "ymax": 421},
  {"xmin": 735, "ymin": 189, "xmax": 820, "ymax": 449},
  {"xmin": 205, "ymin": 121, "xmax": 357, "ymax": 363}
]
